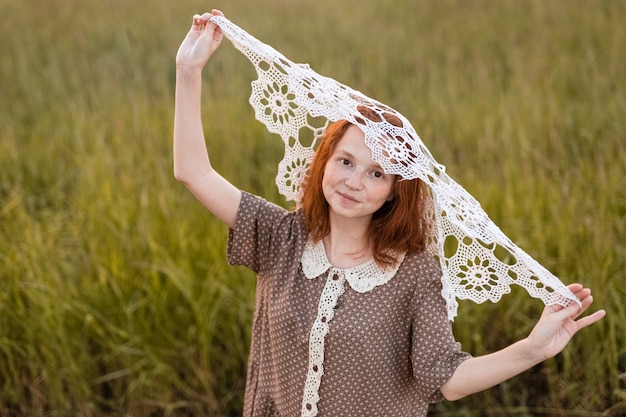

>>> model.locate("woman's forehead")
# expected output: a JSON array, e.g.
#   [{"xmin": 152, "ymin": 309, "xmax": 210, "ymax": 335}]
[{"xmin": 334, "ymin": 126, "xmax": 384, "ymax": 167}]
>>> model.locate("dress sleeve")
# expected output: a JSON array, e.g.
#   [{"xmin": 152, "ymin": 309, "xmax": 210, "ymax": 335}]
[
  {"xmin": 227, "ymin": 191, "xmax": 295, "ymax": 274},
  {"xmin": 410, "ymin": 254, "xmax": 472, "ymax": 403}
]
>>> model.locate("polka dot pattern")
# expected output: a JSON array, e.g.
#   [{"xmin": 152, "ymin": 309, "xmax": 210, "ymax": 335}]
[{"xmin": 228, "ymin": 192, "xmax": 471, "ymax": 417}]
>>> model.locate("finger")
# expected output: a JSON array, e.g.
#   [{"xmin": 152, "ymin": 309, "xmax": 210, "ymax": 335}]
[
  {"xmin": 191, "ymin": 14, "xmax": 201, "ymax": 29},
  {"xmin": 576, "ymin": 289, "xmax": 595, "ymax": 308},
  {"xmin": 193, "ymin": 12, "xmax": 214, "ymax": 29},
  {"xmin": 192, "ymin": 14, "xmax": 208, "ymax": 31},
  {"xmin": 205, "ymin": 14, "xmax": 224, "ymax": 43},
  {"xmin": 574, "ymin": 309, "xmax": 606, "ymax": 331},
  {"xmin": 570, "ymin": 285, "xmax": 591, "ymax": 300},
  {"xmin": 546, "ymin": 300, "xmax": 583, "ymax": 323},
  {"xmin": 559, "ymin": 293, "xmax": 599, "ymax": 323}
]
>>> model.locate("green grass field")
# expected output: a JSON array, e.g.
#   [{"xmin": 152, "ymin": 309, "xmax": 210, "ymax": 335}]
[{"xmin": 1, "ymin": 0, "xmax": 624, "ymax": 415}]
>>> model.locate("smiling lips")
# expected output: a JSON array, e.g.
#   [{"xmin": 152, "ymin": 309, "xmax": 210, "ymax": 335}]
[{"xmin": 338, "ymin": 192, "xmax": 359, "ymax": 203}]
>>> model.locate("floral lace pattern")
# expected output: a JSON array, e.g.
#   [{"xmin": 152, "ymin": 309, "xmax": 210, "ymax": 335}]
[{"xmin": 300, "ymin": 239, "xmax": 403, "ymax": 417}]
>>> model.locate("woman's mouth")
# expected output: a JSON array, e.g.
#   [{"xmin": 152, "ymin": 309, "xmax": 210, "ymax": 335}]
[{"xmin": 338, "ymin": 192, "xmax": 359, "ymax": 203}]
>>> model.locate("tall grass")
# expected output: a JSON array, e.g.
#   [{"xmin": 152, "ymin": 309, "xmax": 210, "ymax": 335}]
[{"xmin": 0, "ymin": 0, "xmax": 624, "ymax": 415}]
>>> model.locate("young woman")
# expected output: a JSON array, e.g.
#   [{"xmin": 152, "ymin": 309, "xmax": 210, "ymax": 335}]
[{"xmin": 173, "ymin": 10, "xmax": 605, "ymax": 417}]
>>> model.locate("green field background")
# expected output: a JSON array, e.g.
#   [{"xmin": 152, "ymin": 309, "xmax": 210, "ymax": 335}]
[{"xmin": 1, "ymin": 0, "xmax": 624, "ymax": 415}]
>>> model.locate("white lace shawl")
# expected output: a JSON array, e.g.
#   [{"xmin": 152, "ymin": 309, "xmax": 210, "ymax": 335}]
[{"xmin": 209, "ymin": 15, "xmax": 580, "ymax": 320}]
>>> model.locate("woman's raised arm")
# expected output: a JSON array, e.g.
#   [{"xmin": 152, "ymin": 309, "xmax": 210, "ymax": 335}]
[{"xmin": 173, "ymin": 10, "xmax": 241, "ymax": 229}]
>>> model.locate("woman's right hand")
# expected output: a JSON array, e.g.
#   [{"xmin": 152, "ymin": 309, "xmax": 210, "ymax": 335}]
[{"xmin": 176, "ymin": 9, "xmax": 225, "ymax": 70}]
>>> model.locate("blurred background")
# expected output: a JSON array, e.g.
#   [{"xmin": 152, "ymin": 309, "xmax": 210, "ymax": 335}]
[{"xmin": 0, "ymin": 0, "xmax": 624, "ymax": 415}]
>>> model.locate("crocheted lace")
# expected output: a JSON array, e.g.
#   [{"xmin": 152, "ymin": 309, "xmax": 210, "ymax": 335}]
[
  {"xmin": 300, "ymin": 238, "xmax": 403, "ymax": 416},
  {"xmin": 210, "ymin": 15, "xmax": 580, "ymax": 319}
]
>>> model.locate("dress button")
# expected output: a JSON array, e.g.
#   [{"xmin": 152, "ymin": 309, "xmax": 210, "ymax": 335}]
[{"xmin": 332, "ymin": 273, "xmax": 339, "ymax": 280}]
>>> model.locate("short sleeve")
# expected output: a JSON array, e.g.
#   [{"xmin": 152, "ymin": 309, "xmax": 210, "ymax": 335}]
[
  {"xmin": 227, "ymin": 191, "xmax": 301, "ymax": 274},
  {"xmin": 410, "ymin": 256, "xmax": 472, "ymax": 403}
]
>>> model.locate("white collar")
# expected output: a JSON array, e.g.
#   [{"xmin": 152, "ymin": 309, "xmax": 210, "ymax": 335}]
[{"xmin": 301, "ymin": 238, "xmax": 405, "ymax": 293}]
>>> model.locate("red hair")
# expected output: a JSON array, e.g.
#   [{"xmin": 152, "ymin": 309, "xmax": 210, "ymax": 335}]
[{"xmin": 300, "ymin": 108, "xmax": 431, "ymax": 267}]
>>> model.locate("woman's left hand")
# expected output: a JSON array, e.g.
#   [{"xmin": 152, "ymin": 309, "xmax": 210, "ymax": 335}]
[{"xmin": 527, "ymin": 283, "xmax": 606, "ymax": 361}]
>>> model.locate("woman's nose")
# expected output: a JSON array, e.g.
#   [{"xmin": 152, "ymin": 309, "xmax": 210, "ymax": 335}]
[{"xmin": 345, "ymin": 171, "xmax": 364, "ymax": 190}]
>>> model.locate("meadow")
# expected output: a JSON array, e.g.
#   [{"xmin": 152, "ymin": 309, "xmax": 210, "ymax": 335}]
[{"xmin": 0, "ymin": 0, "xmax": 624, "ymax": 415}]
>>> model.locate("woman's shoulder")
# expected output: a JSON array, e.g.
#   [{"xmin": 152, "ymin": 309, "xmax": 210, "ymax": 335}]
[
  {"xmin": 239, "ymin": 191, "xmax": 299, "ymax": 218},
  {"xmin": 401, "ymin": 250, "xmax": 440, "ymax": 271},
  {"xmin": 397, "ymin": 250, "xmax": 443, "ymax": 286},
  {"xmin": 240, "ymin": 191, "xmax": 288, "ymax": 213},
  {"xmin": 228, "ymin": 192, "xmax": 308, "ymax": 272},
  {"xmin": 395, "ymin": 250, "xmax": 449, "ymax": 311},
  {"xmin": 238, "ymin": 191, "xmax": 307, "ymax": 236}
]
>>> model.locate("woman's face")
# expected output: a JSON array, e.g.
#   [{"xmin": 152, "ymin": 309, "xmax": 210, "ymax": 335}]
[{"xmin": 322, "ymin": 125, "xmax": 395, "ymax": 223}]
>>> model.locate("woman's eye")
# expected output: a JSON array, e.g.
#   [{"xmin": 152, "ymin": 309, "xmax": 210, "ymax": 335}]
[
  {"xmin": 340, "ymin": 158, "xmax": 351, "ymax": 166},
  {"xmin": 373, "ymin": 171, "xmax": 383, "ymax": 178}
]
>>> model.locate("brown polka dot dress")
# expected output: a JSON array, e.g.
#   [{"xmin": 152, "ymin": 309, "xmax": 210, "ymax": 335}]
[{"xmin": 228, "ymin": 192, "xmax": 471, "ymax": 417}]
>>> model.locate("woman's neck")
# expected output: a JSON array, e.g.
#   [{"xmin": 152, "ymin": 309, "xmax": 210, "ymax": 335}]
[{"xmin": 323, "ymin": 215, "xmax": 372, "ymax": 268}]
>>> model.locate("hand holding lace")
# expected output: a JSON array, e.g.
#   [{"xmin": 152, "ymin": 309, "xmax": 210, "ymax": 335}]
[
  {"xmin": 176, "ymin": 10, "xmax": 224, "ymax": 71},
  {"xmin": 440, "ymin": 283, "xmax": 605, "ymax": 401},
  {"xmin": 526, "ymin": 283, "xmax": 606, "ymax": 361}
]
